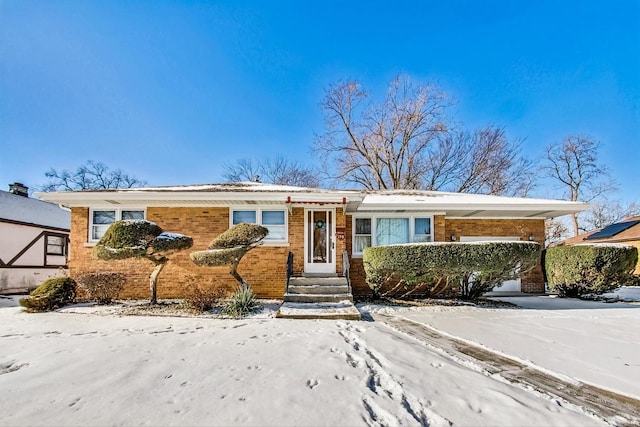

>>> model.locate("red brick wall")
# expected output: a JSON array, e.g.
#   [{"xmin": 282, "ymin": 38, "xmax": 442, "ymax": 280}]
[
  {"xmin": 70, "ymin": 207, "xmax": 292, "ymax": 298},
  {"xmin": 70, "ymin": 207, "xmax": 546, "ymax": 298},
  {"xmin": 69, "ymin": 206, "xmax": 349, "ymax": 299}
]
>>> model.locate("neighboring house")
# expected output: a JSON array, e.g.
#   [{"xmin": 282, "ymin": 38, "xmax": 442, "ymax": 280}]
[
  {"xmin": 0, "ymin": 183, "xmax": 70, "ymax": 293},
  {"xmin": 37, "ymin": 182, "xmax": 588, "ymax": 298},
  {"xmin": 554, "ymin": 216, "xmax": 640, "ymax": 274}
]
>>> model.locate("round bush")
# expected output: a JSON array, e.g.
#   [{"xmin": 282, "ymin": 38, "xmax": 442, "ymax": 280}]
[
  {"xmin": 19, "ymin": 276, "xmax": 77, "ymax": 312},
  {"xmin": 544, "ymin": 244, "xmax": 638, "ymax": 297}
]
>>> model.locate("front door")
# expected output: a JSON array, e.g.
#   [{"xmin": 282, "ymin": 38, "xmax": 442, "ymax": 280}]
[{"xmin": 304, "ymin": 208, "xmax": 336, "ymax": 274}]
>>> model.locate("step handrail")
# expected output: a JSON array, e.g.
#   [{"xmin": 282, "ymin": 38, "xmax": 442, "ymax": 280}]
[
  {"xmin": 286, "ymin": 251, "xmax": 294, "ymax": 294},
  {"xmin": 342, "ymin": 250, "xmax": 352, "ymax": 294}
]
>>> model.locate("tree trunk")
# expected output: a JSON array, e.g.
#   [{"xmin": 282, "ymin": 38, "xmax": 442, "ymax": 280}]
[
  {"xmin": 229, "ymin": 259, "xmax": 248, "ymax": 289},
  {"xmin": 149, "ymin": 262, "xmax": 166, "ymax": 304},
  {"xmin": 571, "ymin": 213, "xmax": 579, "ymax": 236}
]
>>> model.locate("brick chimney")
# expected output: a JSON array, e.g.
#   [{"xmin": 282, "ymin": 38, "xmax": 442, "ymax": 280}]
[{"xmin": 8, "ymin": 182, "xmax": 29, "ymax": 197}]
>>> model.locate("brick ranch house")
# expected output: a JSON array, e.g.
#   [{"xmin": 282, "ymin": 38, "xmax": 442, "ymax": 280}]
[{"xmin": 37, "ymin": 182, "xmax": 588, "ymax": 298}]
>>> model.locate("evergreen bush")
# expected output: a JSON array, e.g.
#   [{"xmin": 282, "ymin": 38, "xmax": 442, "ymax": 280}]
[
  {"xmin": 545, "ymin": 244, "xmax": 638, "ymax": 297},
  {"xmin": 94, "ymin": 219, "xmax": 193, "ymax": 304},
  {"xmin": 363, "ymin": 241, "xmax": 540, "ymax": 300},
  {"xmin": 19, "ymin": 276, "xmax": 77, "ymax": 312}
]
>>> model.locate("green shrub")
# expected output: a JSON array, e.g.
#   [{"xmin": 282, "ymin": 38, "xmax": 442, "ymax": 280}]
[
  {"xmin": 222, "ymin": 284, "xmax": 258, "ymax": 317},
  {"xmin": 545, "ymin": 244, "xmax": 638, "ymax": 297},
  {"xmin": 190, "ymin": 223, "xmax": 269, "ymax": 289},
  {"xmin": 75, "ymin": 272, "xmax": 126, "ymax": 304},
  {"xmin": 183, "ymin": 283, "xmax": 226, "ymax": 313},
  {"xmin": 94, "ymin": 219, "xmax": 193, "ymax": 304},
  {"xmin": 93, "ymin": 220, "xmax": 162, "ymax": 260},
  {"xmin": 363, "ymin": 242, "xmax": 540, "ymax": 300},
  {"xmin": 19, "ymin": 276, "xmax": 77, "ymax": 312},
  {"xmin": 207, "ymin": 223, "xmax": 269, "ymax": 250}
]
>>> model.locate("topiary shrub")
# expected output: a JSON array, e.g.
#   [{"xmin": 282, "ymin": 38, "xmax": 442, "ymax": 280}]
[
  {"xmin": 75, "ymin": 272, "xmax": 126, "ymax": 304},
  {"xmin": 364, "ymin": 241, "xmax": 540, "ymax": 300},
  {"xmin": 222, "ymin": 284, "xmax": 258, "ymax": 318},
  {"xmin": 19, "ymin": 276, "xmax": 77, "ymax": 312},
  {"xmin": 94, "ymin": 220, "xmax": 193, "ymax": 304},
  {"xmin": 544, "ymin": 244, "xmax": 638, "ymax": 297},
  {"xmin": 190, "ymin": 223, "xmax": 269, "ymax": 288}
]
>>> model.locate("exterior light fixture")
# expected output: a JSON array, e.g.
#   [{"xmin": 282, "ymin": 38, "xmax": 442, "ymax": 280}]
[
  {"xmin": 451, "ymin": 232, "xmax": 457, "ymax": 241},
  {"xmin": 529, "ymin": 233, "xmax": 535, "ymax": 241}
]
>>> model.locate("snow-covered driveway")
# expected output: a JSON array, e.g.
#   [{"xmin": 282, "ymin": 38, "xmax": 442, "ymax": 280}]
[
  {"xmin": 387, "ymin": 296, "xmax": 640, "ymax": 401},
  {"xmin": 0, "ymin": 297, "xmax": 635, "ymax": 426}
]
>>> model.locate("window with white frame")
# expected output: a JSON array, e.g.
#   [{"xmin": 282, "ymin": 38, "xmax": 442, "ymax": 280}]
[
  {"xmin": 231, "ymin": 208, "xmax": 287, "ymax": 242},
  {"xmin": 46, "ymin": 234, "xmax": 66, "ymax": 256},
  {"xmin": 352, "ymin": 215, "xmax": 433, "ymax": 255},
  {"xmin": 90, "ymin": 209, "xmax": 145, "ymax": 241}
]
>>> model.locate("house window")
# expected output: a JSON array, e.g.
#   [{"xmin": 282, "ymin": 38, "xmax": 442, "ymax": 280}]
[
  {"xmin": 90, "ymin": 209, "xmax": 145, "ymax": 241},
  {"xmin": 354, "ymin": 218, "xmax": 372, "ymax": 254},
  {"xmin": 352, "ymin": 214, "xmax": 434, "ymax": 256},
  {"xmin": 413, "ymin": 218, "xmax": 432, "ymax": 242},
  {"xmin": 376, "ymin": 218, "xmax": 409, "ymax": 246},
  {"xmin": 230, "ymin": 208, "xmax": 287, "ymax": 242},
  {"xmin": 46, "ymin": 235, "xmax": 66, "ymax": 255}
]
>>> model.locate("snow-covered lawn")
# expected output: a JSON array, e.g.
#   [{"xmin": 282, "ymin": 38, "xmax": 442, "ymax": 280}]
[{"xmin": 1, "ymin": 294, "xmax": 637, "ymax": 426}]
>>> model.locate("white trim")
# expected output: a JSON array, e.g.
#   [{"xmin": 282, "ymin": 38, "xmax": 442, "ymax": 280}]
[
  {"xmin": 459, "ymin": 236, "xmax": 521, "ymax": 242},
  {"xmin": 304, "ymin": 208, "xmax": 336, "ymax": 274},
  {"xmin": 351, "ymin": 213, "xmax": 435, "ymax": 257},
  {"xmin": 88, "ymin": 208, "xmax": 146, "ymax": 242},
  {"xmin": 229, "ymin": 206, "xmax": 289, "ymax": 244}
]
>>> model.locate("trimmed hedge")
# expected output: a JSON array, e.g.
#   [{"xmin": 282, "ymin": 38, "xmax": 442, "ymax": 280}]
[
  {"xmin": 94, "ymin": 220, "xmax": 193, "ymax": 261},
  {"xmin": 19, "ymin": 276, "xmax": 77, "ymax": 312},
  {"xmin": 190, "ymin": 223, "xmax": 269, "ymax": 288},
  {"xmin": 363, "ymin": 241, "xmax": 540, "ymax": 300},
  {"xmin": 94, "ymin": 219, "xmax": 193, "ymax": 304},
  {"xmin": 544, "ymin": 244, "xmax": 638, "ymax": 297},
  {"xmin": 207, "ymin": 223, "xmax": 269, "ymax": 250}
]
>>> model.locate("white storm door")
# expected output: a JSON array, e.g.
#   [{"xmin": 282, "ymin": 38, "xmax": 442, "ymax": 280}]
[{"xmin": 304, "ymin": 208, "xmax": 336, "ymax": 274}]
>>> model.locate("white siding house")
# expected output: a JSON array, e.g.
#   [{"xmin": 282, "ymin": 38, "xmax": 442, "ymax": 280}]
[{"xmin": 0, "ymin": 183, "xmax": 70, "ymax": 293}]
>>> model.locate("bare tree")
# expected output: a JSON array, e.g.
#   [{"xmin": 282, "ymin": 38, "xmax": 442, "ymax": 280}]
[
  {"xmin": 545, "ymin": 218, "xmax": 570, "ymax": 247},
  {"xmin": 581, "ymin": 200, "xmax": 640, "ymax": 232},
  {"xmin": 315, "ymin": 76, "xmax": 534, "ymax": 195},
  {"xmin": 315, "ymin": 76, "xmax": 449, "ymax": 190},
  {"xmin": 423, "ymin": 127, "xmax": 535, "ymax": 196},
  {"xmin": 42, "ymin": 160, "xmax": 146, "ymax": 191},
  {"xmin": 223, "ymin": 155, "xmax": 320, "ymax": 188},
  {"xmin": 542, "ymin": 135, "xmax": 617, "ymax": 236}
]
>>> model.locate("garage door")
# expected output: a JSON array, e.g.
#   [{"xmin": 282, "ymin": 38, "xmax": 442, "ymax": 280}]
[{"xmin": 459, "ymin": 236, "xmax": 522, "ymax": 292}]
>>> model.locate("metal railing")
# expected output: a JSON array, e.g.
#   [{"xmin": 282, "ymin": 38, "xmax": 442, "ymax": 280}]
[
  {"xmin": 285, "ymin": 251, "xmax": 294, "ymax": 294},
  {"xmin": 342, "ymin": 250, "xmax": 352, "ymax": 294}
]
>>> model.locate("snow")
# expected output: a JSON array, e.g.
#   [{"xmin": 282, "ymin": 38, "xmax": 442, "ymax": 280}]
[
  {"xmin": 156, "ymin": 232, "xmax": 187, "ymax": 240},
  {"xmin": 360, "ymin": 191, "xmax": 586, "ymax": 207},
  {"xmin": 0, "ymin": 297, "xmax": 621, "ymax": 426},
  {"xmin": 0, "ymin": 190, "xmax": 70, "ymax": 229},
  {"xmin": 602, "ymin": 286, "xmax": 640, "ymax": 302},
  {"xmin": 370, "ymin": 295, "xmax": 640, "ymax": 401}
]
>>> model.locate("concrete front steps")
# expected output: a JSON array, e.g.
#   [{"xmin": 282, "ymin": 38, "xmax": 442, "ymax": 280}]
[{"xmin": 276, "ymin": 276, "xmax": 361, "ymax": 320}]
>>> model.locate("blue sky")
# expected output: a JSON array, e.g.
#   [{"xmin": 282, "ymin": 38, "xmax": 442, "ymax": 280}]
[{"xmin": 1, "ymin": 0, "xmax": 638, "ymax": 203}]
